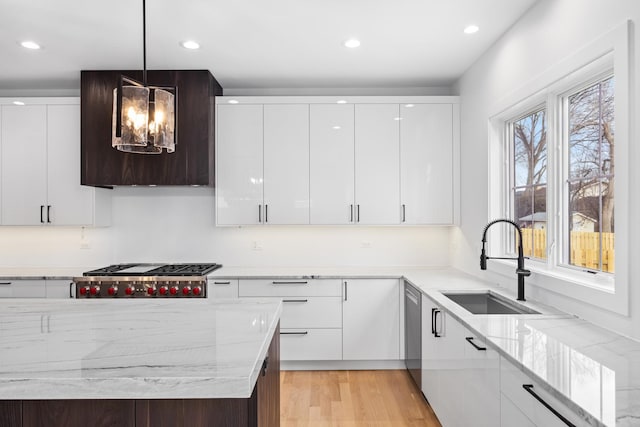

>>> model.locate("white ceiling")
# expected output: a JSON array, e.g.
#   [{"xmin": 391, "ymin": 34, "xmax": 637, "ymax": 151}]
[{"xmin": 0, "ymin": 0, "xmax": 537, "ymax": 91}]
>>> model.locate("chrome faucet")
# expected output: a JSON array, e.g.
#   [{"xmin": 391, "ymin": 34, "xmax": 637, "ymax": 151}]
[{"xmin": 480, "ymin": 219, "xmax": 531, "ymax": 301}]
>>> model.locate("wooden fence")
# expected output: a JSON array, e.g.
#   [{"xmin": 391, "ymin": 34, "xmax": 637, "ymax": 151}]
[{"xmin": 521, "ymin": 229, "xmax": 614, "ymax": 273}]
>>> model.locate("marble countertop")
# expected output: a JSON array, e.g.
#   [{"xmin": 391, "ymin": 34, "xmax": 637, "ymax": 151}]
[
  {"xmin": 0, "ymin": 267, "xmax": 87, "ymax": 280},
  {"xmin": 211, "ymin": 266, "xmax": 639, "ymax": 427},
  {"xmin": 0, "ymin": 298, "xmax": 282, "ymax": 400}
]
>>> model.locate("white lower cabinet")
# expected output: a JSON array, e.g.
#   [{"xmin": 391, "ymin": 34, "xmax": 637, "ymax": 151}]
[
  {"xmin": 500, "ymin": 356, "xmax": 586, "ymax": 427},
  {"xmin": 239, "ymin": 279, "xmax": 343, "ymax": 361},
  {"xmin": 0, "ymin": 279, "xmax": 46, "ymax": 298},
  {"xmin": 207, "ymin": 279, "xmax": 239, "ymax": 299},
  {"xmin": 343, "ymin": 279, "xmax": 400, "ymax": 360},
  {"xmin": 45, "ymin": 279, "xmax": 73, "ymax": 298},
  {"xmin": 421, "ymin": 295, "xmax": 499, "ymax": 427}
]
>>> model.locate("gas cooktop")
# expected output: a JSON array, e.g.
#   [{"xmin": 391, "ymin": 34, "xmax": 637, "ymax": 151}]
[{"xmin": 83, "ymin": 263, "xmax": 222, "ymax": 277}]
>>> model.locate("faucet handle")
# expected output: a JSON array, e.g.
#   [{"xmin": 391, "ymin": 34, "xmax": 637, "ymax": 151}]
[{"xmin": 516, "ymin": 268, "xmax": 531, "ymax": 277}]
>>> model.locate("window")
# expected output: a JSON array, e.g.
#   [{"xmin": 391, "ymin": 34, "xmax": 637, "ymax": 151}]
[
  {"xmin": 506, "ymin": 75, "xmax": 615, "ymax": 275},
  {"xmin": 511, "ymin": 108, "xmax": 547, "ymax": 260},
  {"xmin": 566, "ymin": 76, "xmax": 615, "ymax": 273},
  {"xmin": 488, "ymin": 22, "xmax": 629, "ymax": 314}
]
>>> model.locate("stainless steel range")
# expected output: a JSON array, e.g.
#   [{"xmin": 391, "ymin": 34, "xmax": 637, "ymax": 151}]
[{"xmin": 73, "ymin": 263, "xmax": 222, "ymax": 299}]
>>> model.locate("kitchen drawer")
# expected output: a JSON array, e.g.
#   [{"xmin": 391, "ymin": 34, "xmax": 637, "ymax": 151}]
[
  {"xmin": 281, "ymin": 297, "xmax": 342, "ymax": 328},
  {"xmin": 0, "ymin": 279, "xmax": 46, "ymax": 298},
  {"xmin": 207, "ymin": 279, "xmax": 239, "ymax": 299},
  {"xmin": 500, "ymin": 356, "xmax": 585, "ymax": 427},
  {"xmin": 239, "ymin": 279, "xmax": 342, "ymax": 297},
  {"xmin": 280, "ymin": 328, "xmax": 342, "ymax": 361}
]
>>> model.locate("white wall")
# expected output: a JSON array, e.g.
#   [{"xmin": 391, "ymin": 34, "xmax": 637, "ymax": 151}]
[
  {"xmin": 452, "ymin": 0, "xmax": 640, "ymax": 338},
  {"xmin": 0, "ymin": 186, "xmax": 452, "ymax": 270}
]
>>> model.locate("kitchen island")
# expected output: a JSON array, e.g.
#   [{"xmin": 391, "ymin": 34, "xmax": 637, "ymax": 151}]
[{"xmin": 0, "ymin": 298, "xmax": 281, "ymax": 427}]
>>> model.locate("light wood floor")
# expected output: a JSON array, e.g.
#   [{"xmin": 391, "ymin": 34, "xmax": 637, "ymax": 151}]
[{"xmin": 280, "ymin": 370, "xmax": 441, "ymax": 427}]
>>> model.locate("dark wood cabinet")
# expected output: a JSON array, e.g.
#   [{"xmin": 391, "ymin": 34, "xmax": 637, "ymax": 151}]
[
  {"xmin": 4, "ymin": 324, "xmax": 280, "ymax": 427},
  {"xmin": 81, "ymin": 70, "xmax": 223, "ymax": 186}
]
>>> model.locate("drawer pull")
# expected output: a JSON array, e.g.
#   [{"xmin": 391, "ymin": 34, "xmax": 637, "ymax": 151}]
[
  {"xmin": 465, "ymin": 337, "xmax": 486, "ymax": 351},
  {"xmin": 0, "ymin": 282, "xmax": 12, "ymax": 286},
  {"xmin": 214, "ymin": 281, "xmax": 231, "ymax": 285},
  {"xmin": 280, "ymin": 331, "xmax": 309, "ymax": 335},
  {"xmin": 283, "ymin": 299, "xmax": 308, "ymax": 303},
  {"xmin": 522, "ymin": 384, "xmax": 576, "ymax": 427},
  {"xmin": 272, "ymin": 281, "xmax": 308, "ymax": 285}
]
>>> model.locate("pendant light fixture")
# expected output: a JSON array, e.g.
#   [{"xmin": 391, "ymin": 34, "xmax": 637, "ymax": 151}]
[{"xmin": 112, "ymin": 0, "xmax": 177, "ymax": 154}]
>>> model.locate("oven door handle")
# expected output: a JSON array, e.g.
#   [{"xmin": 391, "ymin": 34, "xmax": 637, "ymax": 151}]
[{"xmin": 69, "ymin": 282, "xmax": 74, "ymax": 299}]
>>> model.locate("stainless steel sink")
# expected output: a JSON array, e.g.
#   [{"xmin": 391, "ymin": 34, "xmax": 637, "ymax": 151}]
[{"xmin": 442, "ymin": 291, "xmax": 540, "ymax": 315}]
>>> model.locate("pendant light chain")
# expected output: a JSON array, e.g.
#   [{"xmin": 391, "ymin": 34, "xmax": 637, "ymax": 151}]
[{"xmin": 142, "ymin": 0, "xmax": 147, "ymax": 86}]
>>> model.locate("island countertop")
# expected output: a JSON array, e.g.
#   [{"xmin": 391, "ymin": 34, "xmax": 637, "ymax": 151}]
[{"xmin": 0, "ymin": 298, "xmax": 282, "ymax": 400}]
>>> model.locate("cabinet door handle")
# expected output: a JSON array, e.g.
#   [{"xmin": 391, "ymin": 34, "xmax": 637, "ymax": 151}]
[
  {"xmin": 47, "ymin": 205, "xmax": 52, "ymax": 223},
  {"xmin": 432, "ymin": 309, "xmax": 441, "ymax": 337},
  {"xmin": 402, "ymin": 204, "xmax": 406, "ymax": 222},
  {"xmin": 69, "ymin": 282, "xmax": 74, "ymax": 298},
  {"xmin": 40, "ymin": 315, "xmax": 45, "ymax": 333},
  {"xmin": 465, "ymin": 337, "xmax": 486, "ymax": 351},
  {"xmin": 283, "ymin": 299, "xmax": 308, "ymax": 303},
  {"xmin": 40, "ymin": 205, "xmax": 45, "ymax": 223},
  {"xmin": 357, "ymin": 205, "xmax": 360, "ymax": 222},
  {"xmin": 0, "ymin": 282, "xmax": 12, "ymax": 286},
  {"xmin": 344, "ymin": 281, "xmax": 348, "ymax": 301},
  {"xmin": 350, "ymin": 204, "xmax": 353, "ymax": 222},
  {"xmin": 258, "ymin": 204, "xmax": 262, "ymax": 223},
  {"xmin": 280, "ymin": 331, "xmax": 308, "ymax": 335},
  {"xmin": 214, "ymin": 281, "xmax": 231, "ymax": 285},
  {"xmin": 272, "ymin": 281, "xmax": 308, "ymax": 285},
  {"xmin": 522, "ymin": 384, "xmax": 576, "ymax": 427},
  {"xmin": 265, "ymin": 204, "xmax": 268, "ymax": 223},
  {"xmin": 261, "ymin": 356, "xmax": 269, "ymax": 377}
]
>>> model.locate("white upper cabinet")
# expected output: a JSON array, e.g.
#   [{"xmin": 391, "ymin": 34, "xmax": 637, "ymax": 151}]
[
  {"xmin": 215, "ymin": 96, "xmax": 458, "ymax": 226},
  {"xmin": 1, "ymin": 105, "xmax": 48, "ymax": 225},
  {"xmin": 354, "ymin": 104, "xmax": 401, "ymax": 225},
  {"xmin": 400, "ymin": 103, "xmax": 455, "ymax": 224},
  {"xmin": 309, "ymin": 104, "xmax": 355, "ymax": 224},
  {"xmin": 0, "ymin": 100, "xmax": 110, "ymax": 226},
  {"xmin": 216, "ymin": 104, "xmax": 264, "ymax": 225},
  {"xmin": 263, "ymin": 104, "xmax": 309, "ymax": 224}
]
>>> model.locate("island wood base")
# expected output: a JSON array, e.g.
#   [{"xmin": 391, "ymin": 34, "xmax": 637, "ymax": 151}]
[{"xmin": 1, "ymin": 325, "xmax": 280, "ymax": 427}]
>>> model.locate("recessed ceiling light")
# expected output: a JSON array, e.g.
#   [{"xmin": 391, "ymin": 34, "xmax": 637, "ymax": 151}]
[
  {"xmin": 228, "ymin": 99, "xmax": 239, "ymax": 104},
  {"xmin": 20, "ymin": 40, "xmax": 41, "ymax": 50},
  {"xmin": 12, "ymin": 101, "xmax": 25, "ymax": 106},
  {"xmin": 336, "ymin": 100, "xmax": 347, "ymax": 104},
  {"xmin": 464, "ymin": 25, "xmax": 479, "ymax": 34},
  {"xmin": 180, "ymin": 40, "xmax": 200, "ymax": 50},
  {"xmin": 332, "ymin": 126, "xmax": 342, "ymax": 130},
  {"xmin": 405, "ymin": 104, "xmax": 415, "ymax": 108},
  {"xmin": 394, "ymin": 117, "xmax": 403, "ymax": 121},
  {"xmin": 344, "ymin": 39, "xmax": 361, "ymax": 48}
]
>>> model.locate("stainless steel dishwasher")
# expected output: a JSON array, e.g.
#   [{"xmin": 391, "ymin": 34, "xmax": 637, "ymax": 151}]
[{"xmin": 404, "ymin": 281, "xmax": 421, "ymax": 389}]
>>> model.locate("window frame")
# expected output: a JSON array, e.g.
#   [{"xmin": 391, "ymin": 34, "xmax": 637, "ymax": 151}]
[{"xmin": 486, "ymin": 22, "xmax": 630, "ymax": 315}]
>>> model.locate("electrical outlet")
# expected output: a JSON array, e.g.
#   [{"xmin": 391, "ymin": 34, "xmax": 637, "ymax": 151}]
[
  {"xmin": 252, "ymin": 241, "xmax": 263, "ymax": 251},
  {"xmin": 361, "ymin": 241, "xmax": 371, "ymax": 248}
]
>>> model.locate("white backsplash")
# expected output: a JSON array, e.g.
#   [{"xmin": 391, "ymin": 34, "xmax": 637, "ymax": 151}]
[{"xmin": 0, "ymin": 186, "xmax": 452, "ymax": 269}]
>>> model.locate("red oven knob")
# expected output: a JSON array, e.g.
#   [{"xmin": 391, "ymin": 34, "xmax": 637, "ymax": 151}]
[
  {"xmin": 182, "ymin": 286, "xmax": 191, "ymax": 296},
  {"xmin": 90, "ymin": 286, "xmax": 100, "ymax": 296},
  {"xmin": 125, "ymin": 286, "xmax": 135, "ymax": 296},
  {"xmin": 192, "ymin": 286, "xmax": 202, "ymax": 296},
  {"xmin": 79, "ymin": 286, "xmax": 90, "ymax": 296},
  {"xmin": 147, "ymin": 287, "xmax": 156, "ymax": 296},
  {"xmin": 108, "ymin": 286, "xmax": 118, "ymax": 296},
  {"xmin": 170, "ymin": 286, "xmax": 179, "ymax": 295},
  {"xmin": 159, "ymin": 286, "xmax": 169, "ymax": 296}
]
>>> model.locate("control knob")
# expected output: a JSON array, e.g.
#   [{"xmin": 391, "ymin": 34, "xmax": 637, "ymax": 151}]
[
  {"xmin": 158, "ymin": 285, "xmax": 169, "ymax": 296},
  {"xmin": 192, "ymin": 286, "xmax": 202, "ymax": 296},
  {"xmin": 125, "ymin": 286, "xmax": 135, "ymax": 296},
  {"xmin": 108, "ymin": 286, "xmax": 118, "ymax": 296},
  {"xmin": 147, "ymin": 287, "xmax": 156, "ymax": 296},
  {"xmin": 169, "ymin": 286, "xmax": 179, "ymax": 295},
  {"xmin": 79, "ymin": 286, "xmax": 90, "ymax": 296},
  {"xmin": 90, "ymin": 285, "xmax": 100, "ymax": 296}
]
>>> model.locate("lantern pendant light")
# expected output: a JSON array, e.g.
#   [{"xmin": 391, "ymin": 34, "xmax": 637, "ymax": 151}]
[{"xmin": 112, "ymin": 0, "xmax": 177, "ymax": 154}]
